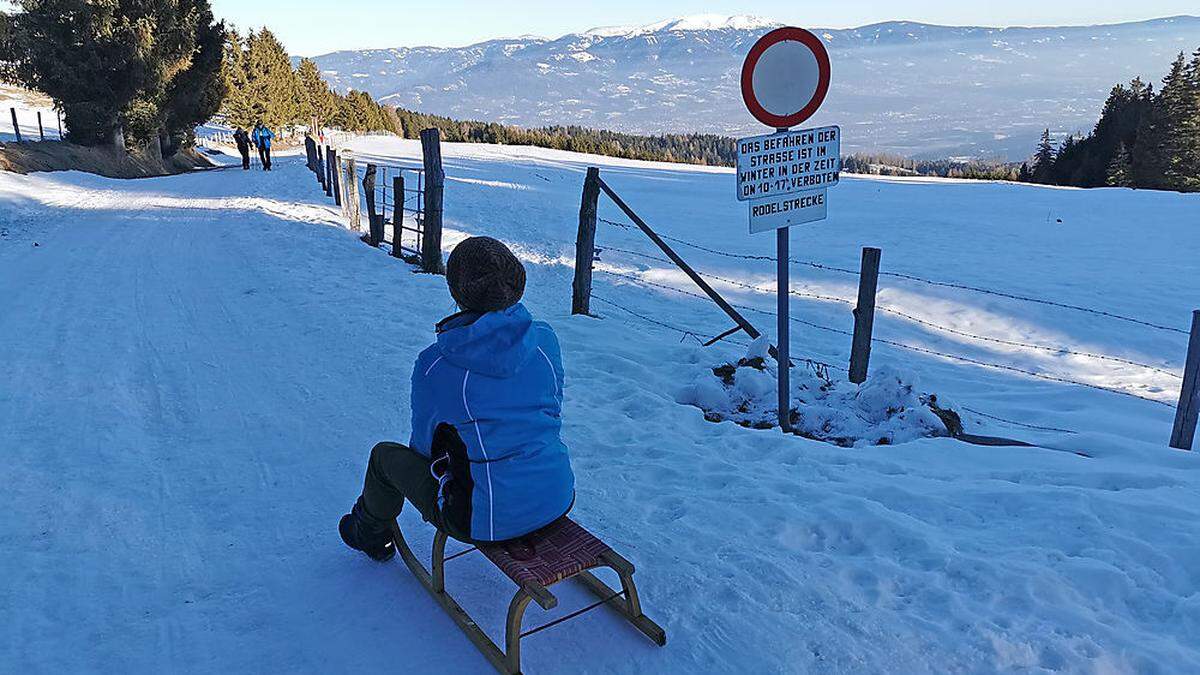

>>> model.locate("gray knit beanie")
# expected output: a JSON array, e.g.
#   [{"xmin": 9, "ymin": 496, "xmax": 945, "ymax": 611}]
[{"xmin": 446, "ymin": 236, "xmax": 526, "ymax": 312}]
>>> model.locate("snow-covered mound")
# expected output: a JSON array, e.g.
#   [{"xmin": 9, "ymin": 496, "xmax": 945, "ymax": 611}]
[
  {"xmin": 678, "ymin": 337, "xmax": 950, "ymax": 445},
  {"xmin": 1, "ymin": 140, "xmax": 1198, "ymax": 672}
]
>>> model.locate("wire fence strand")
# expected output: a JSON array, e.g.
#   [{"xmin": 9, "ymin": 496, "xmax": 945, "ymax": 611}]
[
  {"xmin": 594, "ymin": 287, "xmax": 1083, "ymax": 434},
  {"xmin": 597, "ymin": 269, "xmax": 1177, "ymax": 409},
  {"xmin": 595, "ymin": 241, "xmax": 1182, "ymax": 379},
  {"xmin": 597, "ymin": 217, "xmax": 1189, "ymax": 335}
]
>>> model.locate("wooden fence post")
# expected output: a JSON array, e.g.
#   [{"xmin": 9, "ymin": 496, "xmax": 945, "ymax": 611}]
[
  {"xmin": 572, "ymin": 167, "xmax": 601, "ymax": 315},
  {"xmin": 37, "ymin": 112, "xmax": 44, "ymax": 141},
  {"xmin": 344, "ymin": 156, "xmax": 361, "ymax": 232},
  {"xmin": 10, "ymin": 108, "xmax": 21, "ymax": 142},
  {"xmin": 1170, "ymin": 310, "xmax": 1200, "ymax": 450},
  {"xmin": 419, "ymin": 128, "xmax": 446, "ymax": 274},
  {"xmin": 326, "ymin": 146, "xmax": 336, "ymax": 199},
  {"xmin": 363, "ymin": 163, "xmax": 381, "ymax": 246},
  {"xmin": 57, "ymin": 110, "xmax": 63, "ymax": 138},
  {"xmin": 392, "ymin": 174, "xmax": 405, "ymax": 258},
  {"xmin": 849, "ymin": 247, "xmax": 882, "ymax": 384},
  {"xmin": 316, "ymin": 146, "xmax": 326, "ymax": 190}
]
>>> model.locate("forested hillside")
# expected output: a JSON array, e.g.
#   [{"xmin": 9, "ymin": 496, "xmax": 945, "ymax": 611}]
[{"xmin": 1028, "ymin": 49, "xmax": 1200, "ymax": 192}]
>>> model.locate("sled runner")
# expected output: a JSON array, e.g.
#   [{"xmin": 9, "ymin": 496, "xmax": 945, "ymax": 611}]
[{"xmin": 390, "ymin": 516, "xmax": 666, "ymax": 674}]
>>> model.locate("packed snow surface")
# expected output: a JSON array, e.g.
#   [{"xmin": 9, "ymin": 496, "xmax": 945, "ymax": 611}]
[{"xmin": 1, "ymin": 138, "xmax": 1198, "ymax": 673}]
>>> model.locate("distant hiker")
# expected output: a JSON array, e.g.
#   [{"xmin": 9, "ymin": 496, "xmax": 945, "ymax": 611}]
[
  {"xmin": 339, "ymin": 237, "xmax": 575, "ymax": 561},
  {"xmin": 252, "ymin": 122, "xmax": 274, "ymax": 171},
  {"xmin": 233, "ymin": 127, "xmax": 251, "ymax": 170}
]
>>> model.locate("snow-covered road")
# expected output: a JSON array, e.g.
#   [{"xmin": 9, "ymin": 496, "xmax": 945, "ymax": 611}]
[{"xmin": 1, "ymin": 150, "xmax": 1198, "ymax": 673}]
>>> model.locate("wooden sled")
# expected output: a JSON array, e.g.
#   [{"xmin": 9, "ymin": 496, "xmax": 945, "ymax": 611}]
[{"xmin": 390, "ymin": 516, "xmax": 666, "ymax": 674}]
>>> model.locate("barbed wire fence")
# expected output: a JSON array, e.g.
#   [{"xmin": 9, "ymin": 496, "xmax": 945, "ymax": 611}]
[
  {"xmin": 297, "ymin": 126, "xmax": 447, "ymax": 275},
  {"xmin": 573, "ymin": 168, "xmax": 1200, "ymax": 446},
  {"xmin": 5, "ymin": 105, "xmax": 64, "ymax": 142},
  {"xmin": 295, "ymin": 139, "xmax": 1198, "ymax": 448},
  {"xmin": 599, "ymin": 217, "xmax": 1189, "ymax": 336},
  {"xmin": 595, "ymin": 225, "xmax": 1183, "ymax": 380}
]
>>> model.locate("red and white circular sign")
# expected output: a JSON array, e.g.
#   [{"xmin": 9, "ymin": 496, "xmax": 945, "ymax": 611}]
[{"xmin": 741, "ymin": 27, "xmax": 831, "ymax": 129}]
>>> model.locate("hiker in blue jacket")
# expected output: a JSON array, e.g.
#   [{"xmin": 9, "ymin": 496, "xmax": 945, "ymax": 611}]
[
  {"xmin": 251, "ymin": 122, "xmax": 274, "ymax": 171},
  {"xmin": 340, "ymin": 237, "xmax": 576, "ymax": 561}
]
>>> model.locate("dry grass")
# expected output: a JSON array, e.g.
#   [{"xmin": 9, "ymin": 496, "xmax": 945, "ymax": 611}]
[
  {"xmin": 0, "ymin": 140, "xmax": 214, "ymax": 178},
  {"xmin": 1, "ymin": 82, "xmax": 215, "ymax": 178}
]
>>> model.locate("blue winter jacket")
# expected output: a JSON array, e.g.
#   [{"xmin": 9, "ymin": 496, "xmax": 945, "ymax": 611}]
[
  {"xmin": 409, "ymin": 304, "xmax": 575, "ymax": 542},
  {"xmin": 252, "ymin": 126, "xmax": 274, "ymax": 149}
]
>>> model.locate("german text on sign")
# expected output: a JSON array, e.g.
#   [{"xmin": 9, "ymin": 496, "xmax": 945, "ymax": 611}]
[
  {"xmin": 736, "ymin": 125, "xmax": 841, "ymax": 202},
  {"xmin": 748, "ymin": 189, "xmax": 828, "ymax": 234}
]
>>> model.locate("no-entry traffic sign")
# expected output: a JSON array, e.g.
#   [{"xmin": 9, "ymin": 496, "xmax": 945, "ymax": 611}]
[
  {"xmin": 741, "ymin": 27, "xmax": 832, "ymax": 130},
  {"xmin": 735, "ymin": 26, "xmax": 838, "ymax": 435}
]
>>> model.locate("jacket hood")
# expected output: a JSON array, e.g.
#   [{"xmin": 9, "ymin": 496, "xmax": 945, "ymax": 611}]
[{"xmin": 436, "ymin": 303, "xmax": 536, "ymax": 378}]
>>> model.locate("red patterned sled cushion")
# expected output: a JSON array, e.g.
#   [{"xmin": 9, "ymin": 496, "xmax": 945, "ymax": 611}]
[{"xmin": 480, "ymin": 517, "xmax": 612, "ymax": 588}]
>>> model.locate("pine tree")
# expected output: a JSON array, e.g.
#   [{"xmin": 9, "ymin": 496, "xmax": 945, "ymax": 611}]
[
  {"xmin": 241, "ymin": 29, "xmax": 299, "ymax": 129},
  {"xmin": 1177, "ymin": 49, "xmax": 1200, "ymax": 190},
  {"xmin": 220, "ymin": 28, "xmax": 254, "ymax": 128},
  {"xmin": 5, "ymin": 0, "xmax": 225, "ymax": 150},
  {"xmin": 295, "ymin": 57, "xmax": 338, "ymax": 128},
  {"xmin": 1107, "ymin": 142, "xmax": 1133, "ymax": 187},
  {"xmin": 1031, "ymin": 129, "xmax": 1056, "ymax": 183},
  {"xmin": 118, "ymin": 0, "xmax": 205, "ymax": 148},
  {"xmin": 6, "ymin": 0, "xmax": 155, "ymax": 145},
  {"xmin": 161, "ymin": 5, "xmax": 227, "ymax": 155},
  {"xmin": 1158, "ymin": 52, "xmax": 1198, "ymax": 189}
]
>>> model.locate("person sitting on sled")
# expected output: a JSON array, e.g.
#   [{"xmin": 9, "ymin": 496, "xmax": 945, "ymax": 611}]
[{"xmin": 340, "ymin": 237, "xmax": 575, "ymax": 561}]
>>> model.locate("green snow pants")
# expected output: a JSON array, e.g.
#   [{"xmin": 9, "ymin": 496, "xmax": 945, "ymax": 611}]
[{"xmin": 359, "ymin": 441, "xmax": 470, "ymax": 542}]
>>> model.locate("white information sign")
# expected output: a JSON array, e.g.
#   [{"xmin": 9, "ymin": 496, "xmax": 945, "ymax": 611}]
[
  {"xmin": 736, "ymin": 125, "xmax": 841, "ymax": 201},
  {"xmin": 748, "ymin": 189, "xmax": 827, "ymax": 234}
]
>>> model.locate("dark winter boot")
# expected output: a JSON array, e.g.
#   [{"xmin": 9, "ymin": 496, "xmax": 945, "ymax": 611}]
[{"xmin": 339, "ymin": 497, "xmax": 396, "ymax": 562}]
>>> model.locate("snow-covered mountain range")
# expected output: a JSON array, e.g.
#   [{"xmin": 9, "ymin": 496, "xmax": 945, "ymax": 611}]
[{"xmin": 307, "ymin": 14, "xmax": 1200, "ymax": 160}]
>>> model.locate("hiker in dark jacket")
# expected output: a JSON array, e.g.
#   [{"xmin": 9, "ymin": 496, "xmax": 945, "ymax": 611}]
[
  {"xmin": 340, "ymin": 237, "xmax": 575, "ymax": 561},
  {"xmin": 251, "ymin": 123, "xmax": 274, "ymax": 171},
  {"xmin": 233, "ymin": 127, "xmax": 251, "ymax": 170}
]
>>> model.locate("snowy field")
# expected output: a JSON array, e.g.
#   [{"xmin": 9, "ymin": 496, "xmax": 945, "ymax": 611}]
[
  {"xmin": 0, "ymin": 86, "xmax": 65, "ymax": 143},
  {"xmin": 1, "ymin": 137, "xmax": 1198, "ymax": 673}
]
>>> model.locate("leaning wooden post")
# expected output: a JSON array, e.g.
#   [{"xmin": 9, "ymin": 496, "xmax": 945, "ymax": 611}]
[
  {"xmin": 572, "ymin": 167, "xmax": 601, "ymax": 315},
  {"xmin": 10, "ymin": 108, "xmax": 21, "ymax": 142},
  {"xmin": 848, "ymin": 247, "xmax": 882, "ymax": 384},
  {"xmin": 1170, "ymin": 310, "xmax": 1200, "ymax": 450},
  {"xmin": 419, "ymin": 128, "xmax": 446, "ymax": 274},
  {"xmin": 37, "ymin": 112, "xmax": 44, "ymax": 141},
  {"xmin": 392, "ymin": 174, "xmax": 405, "ymax": 258}
]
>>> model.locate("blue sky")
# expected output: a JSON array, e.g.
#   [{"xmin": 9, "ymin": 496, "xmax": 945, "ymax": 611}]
[{"xmin": 210, "ymin": 1, "xmax": 1199, "ymax": 56}]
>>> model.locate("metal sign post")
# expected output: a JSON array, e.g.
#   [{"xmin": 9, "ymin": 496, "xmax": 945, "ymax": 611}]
[
  {"xmin": 776, "ymin": 173, "xmax": 791, "ymax": 432},
  {"xmin": 738, "ymin": 27, "xmax": 837, "ymax": 433}
]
